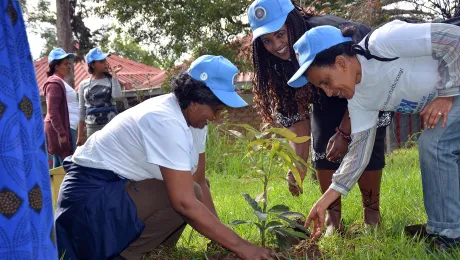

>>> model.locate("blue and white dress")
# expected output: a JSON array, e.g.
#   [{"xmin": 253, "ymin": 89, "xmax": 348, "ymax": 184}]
[{"xmin": 0, "ymin": 0, "xmax": 57, "ymax": 259}]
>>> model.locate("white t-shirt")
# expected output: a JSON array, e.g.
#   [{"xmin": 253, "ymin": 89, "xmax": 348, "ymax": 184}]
[
  {"xmin": 60, "ymin": 79, "xmax": 80, "ymax": 130},
  {"xmin": 72, "ymin": 93, "xmax": 207, "ymax": 181},
  {"xmin": 348, "ymin": 20, "xmax": 440, "ymax": 133}
]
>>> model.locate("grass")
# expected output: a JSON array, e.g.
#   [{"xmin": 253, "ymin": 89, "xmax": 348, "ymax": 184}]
[{"xmin": 144, "ymin": 124, "xmax": 460, "ymax": 259}]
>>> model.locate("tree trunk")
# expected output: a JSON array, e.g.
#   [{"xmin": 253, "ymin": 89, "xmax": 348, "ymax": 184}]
[{"xmin": 56, "ymin": 0, "xmax": 75, "ymax": 88}]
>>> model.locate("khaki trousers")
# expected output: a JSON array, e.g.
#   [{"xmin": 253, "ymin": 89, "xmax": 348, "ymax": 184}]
[{"xmin": 120, "ymin": 178, "xmax": 206, "ymax": 260}]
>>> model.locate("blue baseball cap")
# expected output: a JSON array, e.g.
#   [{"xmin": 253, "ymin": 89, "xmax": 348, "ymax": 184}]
[
  {"xmin": 288, "ymin": 26, "xmax": 352, "ymax": 88},
  {"xmin": 86, "ymin": 47, "xmax": 111, "ymax": 64},
  {"xmin": 188, "ymin": 55, "xmax": 248, "ymax": 108},
  {"xmin": 248, "ymin": 0, "xmax": 294, "ymax": 43},
  {"xmin": 48, "ymin": 48, "xmax": 74, "ymax": 64}
]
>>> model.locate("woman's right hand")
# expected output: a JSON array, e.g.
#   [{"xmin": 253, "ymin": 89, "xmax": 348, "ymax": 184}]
[
  {"xmin": 236, "ymin": 241, "xmax": 275, "ymax": 260},
  {"xmin": 58, "ymin": 136, "xmax": 68, "ymax": 148}
]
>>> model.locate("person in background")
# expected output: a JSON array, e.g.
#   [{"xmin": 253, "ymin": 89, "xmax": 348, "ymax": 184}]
[
  {"xmin": 76, "ymin": 47, "xmax": 122, "ymax": 145},
  {"xmin": 42, "ymin": 48, "xmax": 76, "ymax": 167},
  {"xmin": 0, "ymin": 0, "xmax": 57, "ymax": 258}
]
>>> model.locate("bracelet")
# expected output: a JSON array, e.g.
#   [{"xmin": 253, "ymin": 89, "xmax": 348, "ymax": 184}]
[{"xmin": 335, "ymin": 127, "xmax": 351, "ymax": 142}]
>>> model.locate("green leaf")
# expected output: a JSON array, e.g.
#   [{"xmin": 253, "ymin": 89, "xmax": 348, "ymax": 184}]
[
  {"xmin": 279, "ymin": 142, "xmax": 309, "ymax": 168},
  {"xmin": 254, "ymin": 222, "xmax": 265, "ymax": 236},
  {"xmin": 268, "ymin": 205, "xmax": 290, "ymax": 213},
  {"xmin": 291, "ymin": 135, "xmax": 311, "ymax": 144},
  {"xmin": 249, "ymin": 139, "xmax": 268, "ymax": 149},
  {"xmin": 229, "ymin": 130, "xmax": 244, "ymax": 139},
  {"xmin": 287, "ymin": 165, "xmax": 303, "ymax": 189},
  {"xmin": 242, "ymin": 193, "xmax": 262, "ymax": 212},
  {"xmin": 255, "ymin": 211, "xmax": 268, "ymax": 222},
  {"xmin": 233, "ymin": 123, "xmax": 258, "ymax": 133},
  {"xmin": 229, "ymin": 220, "xmax": 252, "ymax": 226},
  {"xmin": 267, "ymin": 128, "xmax": 297, "ymax": 140},
  {"xmin": 270, "ymin": 140, "xmax": 280, "ymax": 159},
  {"xmin": 266, "ymin": 221, "xmax": 284, "ymax": 231},
  {"xmin": 273, "ymin": 227, "xmax": 308, "ymax": 239},
  {"xmin": 256, "ymin": 131, "xmax": 270, "ymax": 139},
  {"xmin": 255, "ymin": 169, "xmax": 267, "ymax": 176},
  {"xmin": 277, "ymin": 151, "xmax": 291, "ymax": 164},
  {"xmin": 276, "ymin": 215, "xmax": 309, "ymax": 233},
  {"xmin": 246, "ymin": 130, "xmax": 256, "ymax": 142},
  {"xmin": 278, "ymin": 212, "xmax": 306, "ymax": 219}
]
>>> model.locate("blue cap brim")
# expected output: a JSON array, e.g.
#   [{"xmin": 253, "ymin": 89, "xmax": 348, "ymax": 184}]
[
  {"xmin": 251, "ymin": 14, "xmax": 288, "ymax": 43},
  {"xmin": 287, "ymin": 59, "xmax": 312, "ymax": 88},
  {"xmin": 210, "ymin": 88, "xmax": 248, "ymax": 108},
  {"xmin": 48, "ymin": 53, "xmax": 75, "ymax": 64}
]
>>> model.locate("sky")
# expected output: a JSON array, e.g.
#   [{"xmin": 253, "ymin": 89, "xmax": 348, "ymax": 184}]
[{"xmin": 25, "ymin": 0, "xmax": 111, "ymax": 60}]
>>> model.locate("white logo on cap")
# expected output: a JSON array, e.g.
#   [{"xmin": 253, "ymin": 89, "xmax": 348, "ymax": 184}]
[
  {"xmin": 255, "ymin": 7, "xmax": 266, "ymax": 20},
  {"xmin": 232, "ymin": 73, "xmax": 238, "ymax": 87},
  {"xmin": 200, "ymin": 72, "xmax": 208, "ymax": 81}
]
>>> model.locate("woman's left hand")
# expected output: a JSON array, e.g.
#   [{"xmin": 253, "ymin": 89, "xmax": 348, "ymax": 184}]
[
  {"xmin": 420, "ymin": 96, "xmax": 454, "ymax": 128},
  {"xmin": 111, "ymin": 64, "xmax": 123, "ymax": 75},
  {"xmin": 326, "ymin": 133, "xmax": 349, "ymax": 162}
]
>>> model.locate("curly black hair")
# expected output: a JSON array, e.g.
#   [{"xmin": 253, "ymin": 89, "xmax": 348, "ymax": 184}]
[
  {"xmin": 252, "ymin": 1, "xmax": 315, "ymax": 125},
  {"xmin": 171, "ymin": 71, "xmax": 225, "ymax": 109}
]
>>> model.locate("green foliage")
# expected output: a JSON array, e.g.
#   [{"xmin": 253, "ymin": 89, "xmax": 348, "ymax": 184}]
[
  {"xmin": 24, "ymin": 0, "xmax": 100, "ymax": 58},
  {"xmin": 93, "ymin": 0, "xmax": 253, "ymax": 70},
  {"xmin": 160, "ymin": 135, "xmax": 460, "ymax": 259},
  {"xmin": 101, "ymin": 33, "xmax": 163, "ymax": 68},
  {"xmin": 39, "ymin": 28, "xmax": 58, "ymax": 58},
  {"xmin": 226, "ymin": 123, "xmax": 310, "ymax": 248},
  {"xmin": 301, "ymin": 0, "xmax": 356, "ymax": 17}
]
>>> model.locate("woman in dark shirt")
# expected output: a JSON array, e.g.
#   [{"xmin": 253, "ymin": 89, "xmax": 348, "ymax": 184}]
[{"xmin": 247, "ymin": 0, "xmax": 391, "ymax": 234}]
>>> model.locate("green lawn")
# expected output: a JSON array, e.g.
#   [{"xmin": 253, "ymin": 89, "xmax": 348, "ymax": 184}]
[{"xmin": 145, "ymin": 125, "xmax": 460, "ymax": 259}]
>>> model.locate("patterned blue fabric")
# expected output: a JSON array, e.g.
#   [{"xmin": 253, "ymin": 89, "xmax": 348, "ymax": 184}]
[{"xmin": 0, "ymin": 0, "xmax": 58, "ymax": 259}]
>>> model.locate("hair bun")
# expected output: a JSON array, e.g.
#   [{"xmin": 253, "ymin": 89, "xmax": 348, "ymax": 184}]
[{"xmin": 338, "ymin": 22, "xmax": 358, "ymax": 38}]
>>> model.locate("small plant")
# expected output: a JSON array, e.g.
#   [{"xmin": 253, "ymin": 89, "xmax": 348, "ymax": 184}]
[{"xmin": 227, "ymin": 124, "xmax": 311, "ymax": 249}]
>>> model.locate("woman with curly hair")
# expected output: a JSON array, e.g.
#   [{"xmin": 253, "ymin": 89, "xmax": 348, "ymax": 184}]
[
  {"xmin": 55, "ymin": 55, "xmax": 274, "ymax": 260},
  {"xmin": 247, "ymin": 0, "xmax": 392, "ymax": 234}
]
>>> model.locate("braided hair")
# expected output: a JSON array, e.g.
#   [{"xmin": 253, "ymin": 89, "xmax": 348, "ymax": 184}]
[{"xmin": 252, "ymin": 1, "xmax": 315, "ymax": 125}]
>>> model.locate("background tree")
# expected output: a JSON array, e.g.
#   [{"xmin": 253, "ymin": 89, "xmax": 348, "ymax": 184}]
[
  {"xmin": 93, "ymin": 0, "xmax": 253, "ymax": 70},
  {"xmin": 23, "ymin": 0, "xmax": 97, "ymax": 59},
  {"xmin": 404, "ymin": 0, "xmax": 459, "ymax": 20},
  {"xmin": 100, "ymin": 31, "xmax": 164, "ymax": 68}
]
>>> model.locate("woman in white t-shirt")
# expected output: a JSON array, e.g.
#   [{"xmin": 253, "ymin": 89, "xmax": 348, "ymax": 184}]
[
  {"xmin": 55, "ymin": 55, "xmax": 275, "ymax": 260},
  {"xmin": 65, "ymin": 81, "xmax": 80, "ymax": 150},
  {"xmin": 42, "ymin": 48, "xmax": 77, "ymax": 168},
  {"xmin": 287, "ymin": 21, "xmax": 460, "ymax": 249}
]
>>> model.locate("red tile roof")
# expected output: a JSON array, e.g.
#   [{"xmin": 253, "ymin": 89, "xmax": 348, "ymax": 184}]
[{"xmin": 34, "ymin": 55, "xmax": 166, "ymax": 92}]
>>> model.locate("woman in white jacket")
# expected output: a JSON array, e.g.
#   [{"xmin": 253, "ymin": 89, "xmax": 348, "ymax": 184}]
[{"xmin": 288, "ymin": 21, "xmax": 460, "ymax": 250}]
